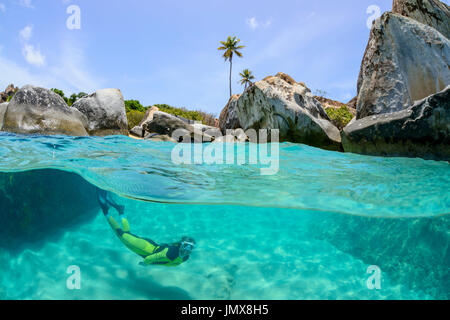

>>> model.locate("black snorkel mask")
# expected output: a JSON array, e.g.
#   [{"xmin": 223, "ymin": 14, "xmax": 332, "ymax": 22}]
[{"xmin": 179, "ymin": 240, "xmax": 195, "ymax": 257}]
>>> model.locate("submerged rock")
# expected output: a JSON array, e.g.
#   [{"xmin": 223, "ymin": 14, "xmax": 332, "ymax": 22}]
[
  {"xmin": 0, "ymin": 169, "xmax": 99, "ymax": 252},
  {"xmin": 356, "ymin": 12, "xmax": 450, "ymax": 119},
  {"xmin": 72, "ymin": 89, "xmax": 128, "ymax": 136},
  {"xmin": 310, "ymin": 211, "xmax": 450, "ymax": 300},
  {"xmin": 224, "ymin": 72, "xmax": 341, "ymax": 150},
  {"xmin": 2, "ymin": 85, "xmax": 89, "ymax": 136},
  {"xmin": 342, "ymin": 86, "xmax": 450, "ymax": 160},
  {"xmin": 392, "ymin": 0, "xmax": 450, "ymax": 39}
]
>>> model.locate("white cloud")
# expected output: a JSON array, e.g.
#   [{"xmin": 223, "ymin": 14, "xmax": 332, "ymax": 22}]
[
  {"xmin": 19, "ymin": 25, "xmax": 33, "ymax": 42},
  {"xmin": 50, "ymin": 42, "xmax": 101, "ymax": 92},
  {"xmin": 246, "ymin": 17, "xmax": 258, "ymax": 30},
  {"xmin": 18, "ymin": 0, "xmax": 33, "ymax": 8},
  {"xmin": 18, "ymin": 25, "xmax": 45, "ymax": 67},
  {"xmin": 246, "ymin": 17, "xmax": 272, "ymax": 30},
  {"xmin": 0, "ymin": 40, "xmax": 103, "ymax": 94},
  {"xmin": 0, "ymin": 3, "xmax": 6, "ymax": 13},
  {"xmin": 22, "ymin": 44, "xmax": 45, "ymax": 67}
]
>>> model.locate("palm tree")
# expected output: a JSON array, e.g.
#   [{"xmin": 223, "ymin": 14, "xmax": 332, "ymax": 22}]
[
  {"xmin": 218, "ymin": 36, "xmax": 245, "ymax": 97},
  {"xmin": 239, "ymin": 69, "xmax": 255, "ymax": 90}
]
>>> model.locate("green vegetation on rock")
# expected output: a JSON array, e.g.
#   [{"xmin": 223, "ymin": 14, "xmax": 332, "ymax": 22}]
[
  {"xmin": 325, "ymin": 106, "xmax": 354, "ymax": 130},
  {"xmin": 125, "ymin": 102, "xmax": 217, "ymax": 129},
  {"xmin": 69, "ymin": 92, "xmax": 87, "ymax": 106},
  {"xmin": 155, "ymin": 104, "xmax": 203, "ymax": 122},
  {"xmin": 127, "ymin": 110, "xmax": 146, "ymax": 130},
  {"xmin": 125, "ymin": 100, "xmax": 145, "ymax": 113},
  {"xmin": 155, "ymin": 104, "xmax": 216, "ymax": 126},
  {"xmin": 51, "ymin": 88, "xmax": 87, "ymax": 106}
]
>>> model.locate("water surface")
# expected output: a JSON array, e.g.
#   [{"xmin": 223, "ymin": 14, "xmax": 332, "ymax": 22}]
[{"xmin": 0, "ymin": 133, "xmax": 448, "ymax": 299}]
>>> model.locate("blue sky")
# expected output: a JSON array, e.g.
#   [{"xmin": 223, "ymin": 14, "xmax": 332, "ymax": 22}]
[{"xmin": 0, "ymin": 0, "xmax": 424, "ymax": 115}]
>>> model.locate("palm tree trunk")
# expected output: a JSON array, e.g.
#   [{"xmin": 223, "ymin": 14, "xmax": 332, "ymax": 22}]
[{"xmin": 229, "ymin": 58, "xmax": 233, "ymax": 97}]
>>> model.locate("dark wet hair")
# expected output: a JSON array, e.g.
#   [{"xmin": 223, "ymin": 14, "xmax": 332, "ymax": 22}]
[{"xmin": 181, "ymin": 236, "xmax": 196, "ymax": 244}]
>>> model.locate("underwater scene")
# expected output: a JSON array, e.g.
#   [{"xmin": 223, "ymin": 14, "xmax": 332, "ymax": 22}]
[{"xmin": 0, "ymin": 133, "xmax": 449, "ymax": 300}]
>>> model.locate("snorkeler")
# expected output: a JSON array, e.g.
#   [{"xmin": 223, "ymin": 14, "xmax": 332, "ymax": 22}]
[{"xmin": 96, "ymin": 189, "xmax": 195, "ymax": 267}]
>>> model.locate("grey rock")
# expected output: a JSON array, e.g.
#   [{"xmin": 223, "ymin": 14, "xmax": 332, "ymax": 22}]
[
  {"xmin": 193, "ymin": 123, "xmax": 218, "ymax": 133},
  {"xmin": 357, "ymin": 12, "xmax": 450, "ymax": 119},
  {"xmin": 392, "ymin": 0, "xmax": 450, "ymax": 39},
  {"xmin": 143, "ymin": 111, "xmax": 192, "ymax": 136},
  {"xmin": 143, "ymin": 111, "xmax": 214, "ymax": 143},
  {"xmin": 72, "ymin": 89, "xmax": 128, "ymax": 136},
  {"xmin": 219, "ymin": 94, "xmax": 241, "ymax": 134},
  {"xmin": 342, "ymin": 86, "xmax": 450, "ymax": 160},
  {"xmin": 130, "ymin": 126, "xmax": 144, "ymax": 138},
  {"xmin": 347, "ymin": 96, "xmax": 357, "ymax": 111},
  {"xmin": 129, "ymin": 106, "xmax": 160, "ymax": 138},
  {"xmin": 138, "ymin": 106, "xmax": 159, "ymax": 127},
  {"xmin": 175, "ymin": 115, "xmax": 195, "ymax": 125},
  {"xmin": 2, "ymin": 85, "xmax": 88, "ymax": 136},
  {"xmin": 0, "ymin": 102, "xmax": 8, "ymax": 131},
  {"xmin": 144, "ymin": 133, "xmax": 177, "ymax": 142},
  {"xmin": 233, "ymin": 73, "xmax": 342, "ymax": 150},
  {"xmin": 213, "ymin": 131, "xmax": 249, "ymax": 143}
]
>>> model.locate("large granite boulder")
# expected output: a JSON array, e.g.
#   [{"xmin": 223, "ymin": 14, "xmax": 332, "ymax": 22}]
[
  {"xmin": 342, "ymin": 86, "xmax": 450, "ymax": 160},
  {"xmin": 224, "ymin": 72, "xmax": 341, "ymax": 150},
  {"xmin": 129, "ymin": 106, "xmax": 159, "ymax": 138},
  {"xmin": 2, "ymin": 85, "xmax": 89, "ymax": 136},
  {"xmin": 219, "ymin": 94, "xmax": 241, "ymax": 134},
  {"xmin": 143, "ymin": 111, "xmax": 214, "ymax": 143},
  {"xmin": 140, "ymin": 106, "xmax": 159, "ymax": 125},
  {"xmin": 0, "ymin": 102, "xmax": 8, "ymax": 130},
  {"xmin": 72, "ymin": 89, "xmax": 128, "ymax": 136},
  {"xmin": 143, "ymin": 111, "xmax": 192, "ymax": 136},
  {"xmin": 392, "ymin": 0, "xmax": 450, "ymax": 39},
  {"xmin": 356, "ymin": 12, "xmax": 450, "ymax": 119}
]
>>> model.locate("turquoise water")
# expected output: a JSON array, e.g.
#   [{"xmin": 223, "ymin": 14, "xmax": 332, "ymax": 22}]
[{"xmin": 0, "ymin": 132, "xmax": 449, "ymax": 300}]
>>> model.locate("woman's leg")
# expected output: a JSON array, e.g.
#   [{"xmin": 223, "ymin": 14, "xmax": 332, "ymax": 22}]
[
  {"xmin": 97, "ymin": 188, "xmax": 125, "ymax": 216},
  {"xmin": 97, "ymin": 189, "xmax": 110, "ymax": 216},
  {"xmin": 105, "ymin": 193, "xmax": 125, "ymax": 216}
]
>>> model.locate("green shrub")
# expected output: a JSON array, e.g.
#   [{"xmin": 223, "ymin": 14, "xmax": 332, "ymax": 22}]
[
  {"xmin": 51, "ymin": 88, "xmax": 70, "ymax": 105},
  {"xmin": 154, "ymin": 104, "xmax": 216, "ymax": 125},
  {"xmin": 69, "ymin": 92, "xmax": 87, "ymax": 106},
  {"xmin": 155, "ymin": 104, "xmax": 203, "ymax": 122},
  {"xmin": 51, "ymin": 88, "xmax": 87, "ymax": 106},
  {"xmin": 6, "ymin": 95, "xmax": 13, "ymax": 102},
  {"xmin": 325, "ymin": 106, "xmax": 354, "ymax": 130},
  {"xmin": 126, "ymin": 110, "xmax": 146, "ymax": 130},
  {"xmin": 125, "ymin": 100, "xmax": 145, "ymax": 113}
]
